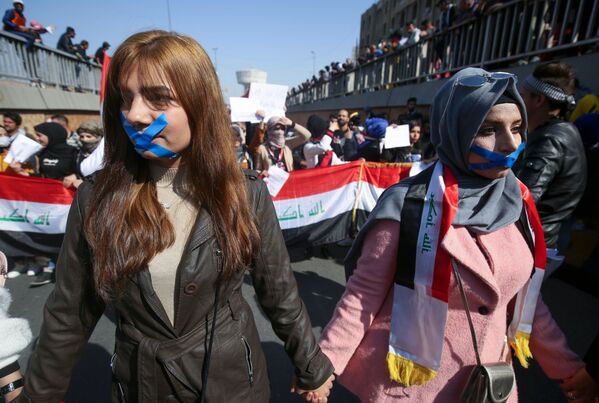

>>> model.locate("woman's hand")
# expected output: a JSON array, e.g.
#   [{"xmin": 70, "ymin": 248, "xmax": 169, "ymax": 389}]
[
  {"xmin": 560, "ymin": 368, "xmax": 599, "ymax": 402},
  {"xmin": 280, "ymin": 117, "xmax": 293, "ymax": 127},
  {"xmin": 255, "ymin": 110, "xmax": 266, "ymax": 121},
  {"xmin": 0, "ymin": 370, "xmax": 24, "ymax": 402},
  {"xmin": 9, "ymin": 161, "xmax": 28, "ymax": 176},
  {"xmin": 62, "ymin": 174, "xmax": 82, "ymax": 189},
  {"xmin": 291, "ymin": 374, "xmax": 334, "ymax": 403}
]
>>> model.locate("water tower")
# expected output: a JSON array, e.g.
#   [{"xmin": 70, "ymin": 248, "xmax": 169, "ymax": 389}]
[{"xmin": 236, "ymin": 69, "xmax": 267, "ymax": 94}]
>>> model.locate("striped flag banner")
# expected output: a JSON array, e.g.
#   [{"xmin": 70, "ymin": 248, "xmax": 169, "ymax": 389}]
[
  {"xmin": 274, "ymin": 160, "xmax": 413, "ymax": 245},
  {"xmin": 0, "ymin": 173, "xmax": 74, "ymax": 257},
  {"xmin": 0, "ymin": 161, "xmax": 413, "ymax": 256}
]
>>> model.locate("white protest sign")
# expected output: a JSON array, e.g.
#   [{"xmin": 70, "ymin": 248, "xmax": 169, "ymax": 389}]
[
  {"xmin": 4, "ymin": 134, "xmax": 43, "ymax": 164},
  {"xmin": 263, "ymin": 165, "xmax": 290, "ymax": 197},
  {"xmin": 384, "ymin": 124, "xmax": 411, "ymax": 149},
  {"xmin": 249, "ymin": 83, "xmax": 288, "ymax": 120},
  {"xmin": 229, "ymin": 97, "xmax": 261, "ymax": 123}
]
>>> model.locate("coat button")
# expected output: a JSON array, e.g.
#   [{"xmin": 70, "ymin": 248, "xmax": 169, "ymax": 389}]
[
  {"xmin": 184, "ymin": 283, "xmax": 198, "ymax": 295},
  {"xmin": 478, "ymin": 306, "xmax": 489, "ymax": 315}
]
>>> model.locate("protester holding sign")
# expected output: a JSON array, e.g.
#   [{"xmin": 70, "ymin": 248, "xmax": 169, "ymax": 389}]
[
  {"xmin": 17, "ymin": 30, "xmax": 333, "ymax": 403},
  {"xmin": 382, "ymin": 120, "xmax": 423, "ymax": 162},
  {"xmin": 318, "ymin": 68, "xmax": 583, "ymax": 402},
  {"xmin": 254, "ymin": 115, "xmax": 311, "ymax": 174}
]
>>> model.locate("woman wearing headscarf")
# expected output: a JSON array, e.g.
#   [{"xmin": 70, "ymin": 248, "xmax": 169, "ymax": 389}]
[
  {"xmin": 33, "ymin": 122, "xmax": 78, "ymax": 180},
  {"xmin": 7, "ymin": 122, "xmax": 77, "ymax": 179},
  {"xmin": 318, "ymin": 68, "xmax": 584, "ymax": 402},
  {"xmin": 254, "ymin": 116, "xmax": 311, "ymax": 174},
  {"xmin": 303, "ymin": 115, "xmax": 344, "ymax": 168}
]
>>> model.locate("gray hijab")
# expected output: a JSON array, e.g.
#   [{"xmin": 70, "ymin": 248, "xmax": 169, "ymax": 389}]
[{"xmin": 430, "ymin": 67, "xmax": 528, "ymax": 233}]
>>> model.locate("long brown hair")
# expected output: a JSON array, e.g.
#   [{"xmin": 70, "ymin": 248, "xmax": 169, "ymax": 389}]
[{"xmin": 85, "ymin": 30, "xmax": 259, "ymax": 302}]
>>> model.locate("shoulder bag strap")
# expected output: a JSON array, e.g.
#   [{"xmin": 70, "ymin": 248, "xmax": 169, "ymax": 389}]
[{"xmin": 451, "ymin": 258, "xmax": 482, "ymax": 366}]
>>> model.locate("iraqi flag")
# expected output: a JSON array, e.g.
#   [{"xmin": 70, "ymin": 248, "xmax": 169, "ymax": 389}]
[
  {"xmin": 0, "ymin": 173, "xmax": 74, "ymax": 257},
  {"xmin": 273, "ymin": 161, "xmax": 413, "ymax": 245}
]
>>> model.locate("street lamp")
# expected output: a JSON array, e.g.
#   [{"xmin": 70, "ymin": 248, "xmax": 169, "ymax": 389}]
[
  {"xmin": 166, "ymin": 0, "xmax": 172, "ymax": 31},
  {"xmin": 311, "ymin": 50, "xmax": 315, "ymax": 76},
  {"xmin": 212, "ymin": 48, "xmax": 218, "ymax": 74}
]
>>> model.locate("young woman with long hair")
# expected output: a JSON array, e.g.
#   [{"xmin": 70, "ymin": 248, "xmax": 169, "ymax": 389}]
[{"xmin": 17, "ymin": 30, "xmax": 333, "ymax": 403}]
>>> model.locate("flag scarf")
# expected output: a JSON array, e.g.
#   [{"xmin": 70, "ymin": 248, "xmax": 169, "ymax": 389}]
[{"xmin": 387, "ymin": 161, "xmax": 546, "ymax": 386}]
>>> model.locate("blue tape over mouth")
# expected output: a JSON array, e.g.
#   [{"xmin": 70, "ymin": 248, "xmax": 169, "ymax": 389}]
[
  {"xmin": 468, "ymin": 142, "xmax": 526, "ymax": 170},
  {"xmin": 120, "ymin": 112, "xmax": 179, "ymax": 159}
]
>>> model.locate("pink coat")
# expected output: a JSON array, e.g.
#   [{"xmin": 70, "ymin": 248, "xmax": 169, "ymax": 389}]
[{"xmin": 319, "ymin": 220, "xmax": 584, "ymax": 402}]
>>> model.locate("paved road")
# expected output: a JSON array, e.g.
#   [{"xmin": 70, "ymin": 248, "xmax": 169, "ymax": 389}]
[{"xmin": 7, "ymin": 243, "xmax": 599, "ymax": 402}]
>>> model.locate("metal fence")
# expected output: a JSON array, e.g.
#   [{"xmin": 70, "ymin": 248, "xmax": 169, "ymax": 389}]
[
  {"xmin": 289, "ymin": 0, "xmax": 599, "ymax": 106},
  {"xmin": 0, "ymin": 30, "xmax": 102, "ymax": 93}
]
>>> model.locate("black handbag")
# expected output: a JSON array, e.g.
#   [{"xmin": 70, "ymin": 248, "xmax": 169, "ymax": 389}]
[{"xmin": 451, "ymin": 259, "xmax": 516, "ymax": 403}]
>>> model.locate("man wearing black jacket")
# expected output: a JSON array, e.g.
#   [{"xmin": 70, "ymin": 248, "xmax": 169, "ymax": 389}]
[{"xmin": 516, "ymin": 62, "xmax": 587, "ymax": 250}]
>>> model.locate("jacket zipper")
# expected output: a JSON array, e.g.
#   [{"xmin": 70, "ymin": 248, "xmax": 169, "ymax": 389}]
[{"xmin": 241, "ymin": 336, "xmax": 254, "ymax": 386}]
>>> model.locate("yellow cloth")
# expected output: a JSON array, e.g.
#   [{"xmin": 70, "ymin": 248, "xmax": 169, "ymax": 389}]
[{"xmin": 570, "ymin": 94, "xmax": 599, "ymax": 122}]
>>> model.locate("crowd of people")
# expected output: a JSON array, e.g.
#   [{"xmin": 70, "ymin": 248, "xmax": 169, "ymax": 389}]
[
  {"xmin": 231, "ymin": 96, "xmax": 434, "ymax": 177},
  {"xmin": 0, "ymin": 27, "xmax": 597, "ymax": 402},
  {"xmin": 0, "ymin": 112, "xmax": 103, "ymax": 285},
  {"xmin": 291, "ymin": 0, "xmax": 512, "ymax": 95},
  {"xmin": 2, "ymin": 0, "xmax": 110, "ymax": 65}
]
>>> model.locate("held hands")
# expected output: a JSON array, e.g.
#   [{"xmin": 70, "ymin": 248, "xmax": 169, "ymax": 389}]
[
  {"xmin": 291, "ymin": 374, "xmax": 335, "ymax": 403},
  {"xmin": 560, "ymin": 368, "xmax": 599, "ymax": 402}
]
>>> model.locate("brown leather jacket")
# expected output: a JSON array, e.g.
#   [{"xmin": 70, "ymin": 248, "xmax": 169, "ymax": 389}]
[{"xmin": 18, "ymin": 172, "xmax": 333, "ymax": 403}]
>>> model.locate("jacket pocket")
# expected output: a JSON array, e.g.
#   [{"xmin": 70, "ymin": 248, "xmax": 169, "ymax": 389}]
[{"xmin": 241, "ymin": 335, "xmax": 254, "ymax": 386}]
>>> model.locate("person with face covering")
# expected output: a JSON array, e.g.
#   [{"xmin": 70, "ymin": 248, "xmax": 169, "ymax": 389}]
[
  {"xmin": 17, "ymin": 31, "xmax": 334, "ymax": 403},
  {"xmin": 254, "ymin": 115, "xmax": 311, "ymax": 174},
  {"xmin": 318, "ymin": 68, "xmax": 584, "ymax": 402},
  {"xmin": 63, "ymin": 120, "xmax": 104, "ymax": 189}
]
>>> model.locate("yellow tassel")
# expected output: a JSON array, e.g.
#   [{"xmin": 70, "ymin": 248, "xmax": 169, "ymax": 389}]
[
  {"xmin": 386, "ymin": 352, "xmax": 437, "ymax": 386},
  {"xmin": 509, "ymin": 331, "xmax": 533, "ymax": 368}
]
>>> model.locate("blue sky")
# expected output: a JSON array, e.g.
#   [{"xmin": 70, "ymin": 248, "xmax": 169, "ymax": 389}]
[{"xmin": 19, "ymin": 0, "xmax": 374, "ymax": 98}]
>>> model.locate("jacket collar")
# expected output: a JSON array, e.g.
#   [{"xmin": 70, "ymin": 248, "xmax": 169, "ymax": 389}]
[
  {"xmin": 135, "ymin": 208, "xmax": 215, "ymax": 336},
  {"xmin": 440, "ymin": 225, "xmax": 500, "ymax": 307}
]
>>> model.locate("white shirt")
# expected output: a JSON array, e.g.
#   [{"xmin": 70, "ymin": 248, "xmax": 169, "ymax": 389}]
[
  {"xmin": 80, "ymin": 137, "xmax": 105, "ymax": 177},
  {"xmin": 303, "ymin": 135, "xmax": 343, "ymax": 168}
]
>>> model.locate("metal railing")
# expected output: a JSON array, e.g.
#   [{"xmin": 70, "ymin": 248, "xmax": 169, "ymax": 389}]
[
  {"xmin": 0, "ymin": 30, "xmax": 102, "ymax": 93},
  {"xmin": 288, "ymin": 0, "xmax": 599, "ymax": 106}
]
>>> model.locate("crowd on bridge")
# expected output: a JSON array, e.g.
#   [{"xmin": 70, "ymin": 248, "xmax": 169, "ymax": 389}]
[
  {"xmin": 291, "ymin": 0, "xmax": 597, "ymax": 97},
  {"xmin": 0, "ymin": 28, "xmax": 598, "ymax": 402},
  {"xmin": 2, "ymin": 0, "xmax": 110, "ymax": 65}
]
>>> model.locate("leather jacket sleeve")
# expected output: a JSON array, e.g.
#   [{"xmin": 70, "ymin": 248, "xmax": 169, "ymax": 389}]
[
  {"xmin": 18, "ymin": 185, "xmax": 105, "ymax": 402},
  {"xmin": 248, "ymin": 178, "xmax": 334, "ymax": 390},
  {"xmin": 516, "ymin": 136, "xmax": 562, "ymax": 203}
]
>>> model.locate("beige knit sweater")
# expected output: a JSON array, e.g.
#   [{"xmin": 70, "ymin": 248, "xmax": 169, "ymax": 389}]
[{"xmin": 147, "ymin": 164, "xmax": 197, "ymax": 325}]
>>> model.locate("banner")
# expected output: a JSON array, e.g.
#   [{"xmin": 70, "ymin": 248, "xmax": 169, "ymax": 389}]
[
  {"xmin": 274, "ymin": 161, "xmax": 412, "ymax": 245},
  {"xmin": 0, "ymin": 162, "xmax": 413, "ymax": 256},
  {"xmin": 0, "ymin": 173, "xmax": 74, "ymax": 257}
]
